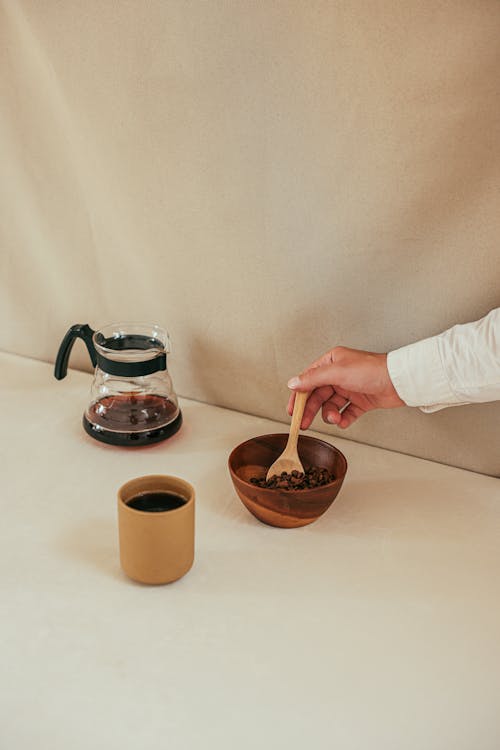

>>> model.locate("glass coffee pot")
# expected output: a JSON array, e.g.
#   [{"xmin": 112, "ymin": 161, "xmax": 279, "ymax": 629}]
[{"xmin": 54, "ymin": 322, "xmax": 182, "ymax": 446}]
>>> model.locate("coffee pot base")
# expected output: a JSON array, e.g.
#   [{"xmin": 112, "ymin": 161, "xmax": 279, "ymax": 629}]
[{"xmin": 82, "ymin": 411, "xmax": 183, "ymax": 447}]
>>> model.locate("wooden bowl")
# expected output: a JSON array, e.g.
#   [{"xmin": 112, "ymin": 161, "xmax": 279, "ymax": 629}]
[{"xmin": 228, "ymin": 433, "xmax": 348, "ymax": 528}]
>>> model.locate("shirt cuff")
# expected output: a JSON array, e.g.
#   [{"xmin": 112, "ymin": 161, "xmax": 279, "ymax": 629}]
[{"xmin": 387, "ymin": 336, "xmax": 463, "ymax": 412}]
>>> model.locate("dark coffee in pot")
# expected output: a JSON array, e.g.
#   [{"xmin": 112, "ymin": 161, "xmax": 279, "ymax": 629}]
[{"xmin": 84, "ymin": 393, "xmax": 181, "ymax": 446}]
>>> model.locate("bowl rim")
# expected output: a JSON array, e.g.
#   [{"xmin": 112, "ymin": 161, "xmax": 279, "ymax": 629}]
[{"xmin": 228, "ymin": 432, "xmax": 348, "ymax": 494}]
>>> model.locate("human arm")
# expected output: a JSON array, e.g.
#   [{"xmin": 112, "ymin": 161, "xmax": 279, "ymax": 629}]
[
  {"xmin": 287, "ymin": 308, "xmax": 500, "ymax": 428},
  {"xmin": 387, "ymin": 307, "xmax": 500, "ymax": 413}
]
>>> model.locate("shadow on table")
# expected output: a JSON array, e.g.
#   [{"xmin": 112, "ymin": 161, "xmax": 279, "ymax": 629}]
[
  {"xmin": 195, "ymin": 467, "xmax": 449, "ymax": 538},
  {"xmin": 57, "ymin": 518, "xmax": 124, "ymax": 581},
  {"xmin": 217, "ymin": 469, "xmax": 483, "ymax": 545},
  {"xmin": 308, "ymin": 476, "xmax": 479, "ymax": 541}
]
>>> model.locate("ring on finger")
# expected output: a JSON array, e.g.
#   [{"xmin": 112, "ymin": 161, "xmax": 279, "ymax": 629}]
[{"xmin": 338, "ymin": 399, "xmax": 352, "ymax": 415}]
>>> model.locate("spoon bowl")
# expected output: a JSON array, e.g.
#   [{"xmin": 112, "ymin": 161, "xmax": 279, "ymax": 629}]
[{"xmin": 266, "ymin": 391, "xmax": 308, "ymax": 480}]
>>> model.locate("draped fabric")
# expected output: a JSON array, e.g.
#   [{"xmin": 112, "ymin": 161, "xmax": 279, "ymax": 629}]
[{"xmin": 1, "ymin": 1, "xmax": 499, "ymax": 473}]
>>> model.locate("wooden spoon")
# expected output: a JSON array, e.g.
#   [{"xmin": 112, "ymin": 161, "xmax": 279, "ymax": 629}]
[{"xmin": 266, "ymin": 391, "xmax": 309, "ymax": 480}]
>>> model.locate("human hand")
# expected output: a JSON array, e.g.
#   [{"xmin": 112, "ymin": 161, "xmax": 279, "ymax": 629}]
[{"xmin": 287, "ymin": 346, "xmax": 405, "ymax": 429}]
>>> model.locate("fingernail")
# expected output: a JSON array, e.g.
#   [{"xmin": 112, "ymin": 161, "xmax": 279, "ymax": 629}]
[
  {"xmin": 287, "ymin": 377, "xmax": 300, "ymax": 389},
  {"xmin": 327, "ymin": 413, "xmax": 337, "ymax": 424}
]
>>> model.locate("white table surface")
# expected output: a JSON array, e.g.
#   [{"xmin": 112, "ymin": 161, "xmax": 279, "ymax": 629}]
[{"xmin": 1, "ymin": 352, "xmax": 500, "ymax": 750}]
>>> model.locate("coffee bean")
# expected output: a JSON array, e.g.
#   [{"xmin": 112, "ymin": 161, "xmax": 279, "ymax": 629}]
[{"xmin": 250, "ymin": 466, "xmax": 335, "ymax": 490}]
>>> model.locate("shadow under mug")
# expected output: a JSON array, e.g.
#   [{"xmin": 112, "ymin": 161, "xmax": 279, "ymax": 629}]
[{"xmin": 117, "ymin": 474, "xmax": 195, "ymax": 584}]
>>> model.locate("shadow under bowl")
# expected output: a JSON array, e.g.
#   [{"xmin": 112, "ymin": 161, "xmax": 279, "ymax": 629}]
[{"xmin": 228, "ymin": 433, "xmax": 348, "ymax": 528}]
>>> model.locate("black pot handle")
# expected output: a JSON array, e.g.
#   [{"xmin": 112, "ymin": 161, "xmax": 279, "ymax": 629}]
[{"xmin": 54, "ymin": 324, "xmax": 97, "ymax": 380}]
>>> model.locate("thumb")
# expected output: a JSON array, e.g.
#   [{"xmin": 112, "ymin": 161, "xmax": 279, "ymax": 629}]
[{"xmin": 287, "ymin": 363, "xmax": 342, "ymax": 392}]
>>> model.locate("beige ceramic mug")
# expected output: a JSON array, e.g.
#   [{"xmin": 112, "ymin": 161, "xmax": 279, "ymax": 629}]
[{"xmin": 118, "ymin": 474, "xmax": 195, "ymax": 584}]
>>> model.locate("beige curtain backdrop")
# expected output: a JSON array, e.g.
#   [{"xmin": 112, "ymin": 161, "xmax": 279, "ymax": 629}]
[{"xmin": 1, "ymin": 1, "xmax": 499, "ymax": 474}]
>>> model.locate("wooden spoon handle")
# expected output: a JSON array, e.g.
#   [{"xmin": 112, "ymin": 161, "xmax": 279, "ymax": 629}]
[{"xmin": 286, "ymin": 391, "xmax": 309, "ymax": 451}]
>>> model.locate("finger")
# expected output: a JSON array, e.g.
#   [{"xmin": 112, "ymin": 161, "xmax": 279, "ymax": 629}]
[
  {"xmin": 288, "ymin": 363, "xmax": 342, "ymax": 393},
  {"xmin": 321, "ymin": 393, "xmax": 351, "ymax": 425},
  {"xmin": 338, "ymin": 402, "xmax": 365, "ymax": 428},
  {"xmin": 287, "ymin": 385, "xmax": 335, "ymax": 424},
  {"xmin": 301, "ymin": 386, "xmax": 334, "ymax": 429},
  {"xmin": 334, "ymin": 386, "xmax": 353, "ymax": 401}
]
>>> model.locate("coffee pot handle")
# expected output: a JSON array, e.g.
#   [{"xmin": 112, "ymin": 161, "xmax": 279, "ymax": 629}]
[{"xmin": 54, "ymin": 324, "xmax": 97, "ymax": 380}]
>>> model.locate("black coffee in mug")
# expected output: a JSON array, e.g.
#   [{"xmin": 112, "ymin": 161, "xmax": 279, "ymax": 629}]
[{"xmin": 126, "ymin": 491, "xmax": 187, "ymax": 513}]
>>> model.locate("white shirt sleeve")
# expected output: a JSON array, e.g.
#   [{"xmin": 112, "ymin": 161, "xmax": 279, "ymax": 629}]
[{"xmin": 386, "ymin": 308, "xmax": 500, "ymax": 413}]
